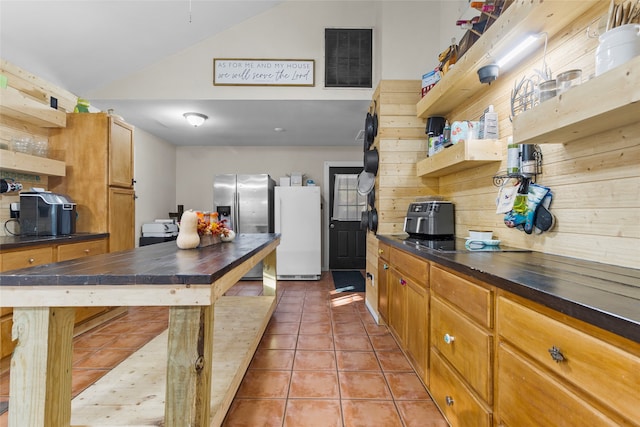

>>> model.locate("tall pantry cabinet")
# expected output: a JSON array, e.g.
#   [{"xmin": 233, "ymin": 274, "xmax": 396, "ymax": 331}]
[{"xmin": 49, "ymin": 113, "xmax": 135, "ymax": 252}]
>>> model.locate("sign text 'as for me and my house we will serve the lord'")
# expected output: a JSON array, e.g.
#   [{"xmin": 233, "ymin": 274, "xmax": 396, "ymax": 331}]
[{"xmin": 213, "ymin": 59, "xmax": 315, "ymax": 86}]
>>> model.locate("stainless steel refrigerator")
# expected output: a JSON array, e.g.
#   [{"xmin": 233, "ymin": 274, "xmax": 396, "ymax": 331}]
[{"xmin": 213, "ymin": 174, "xmax": 275, "ymax": 279}]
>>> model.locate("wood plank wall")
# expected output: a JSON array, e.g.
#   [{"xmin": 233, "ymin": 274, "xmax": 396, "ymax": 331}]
[
  {"xmin": 368, "ymin": 2, "xmax": 639, "ymax": 271},
  {"xmin": 444, "ymin": 2, "xmax": 639, "ymax": 268},
  {"xmin": 365, "ymin": 80, "xmax": 437, "ymax": 313}
]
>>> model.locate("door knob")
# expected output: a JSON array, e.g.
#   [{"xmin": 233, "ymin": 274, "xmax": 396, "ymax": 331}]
[{"xmin": 330, "ymin": 223, "xmax": 335, "ymax": 229}]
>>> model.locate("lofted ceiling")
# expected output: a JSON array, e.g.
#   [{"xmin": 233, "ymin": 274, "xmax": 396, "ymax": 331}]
[{"xmin": 0, "ymin": 0, "xmax": 371, "ymax": 147}]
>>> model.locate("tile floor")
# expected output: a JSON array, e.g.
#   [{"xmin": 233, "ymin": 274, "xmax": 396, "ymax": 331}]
[{"xmin": 0, "ymin": 271, "xmax": 448, "ymax": 427}]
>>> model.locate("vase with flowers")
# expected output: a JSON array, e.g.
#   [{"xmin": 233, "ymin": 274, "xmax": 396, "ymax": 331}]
[{"xmin": 196, "ymin": 211, "xmax": 235, "ymax": 247}]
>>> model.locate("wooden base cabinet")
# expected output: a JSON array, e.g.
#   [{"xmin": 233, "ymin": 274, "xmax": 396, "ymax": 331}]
[
  {"xmin": 497, "ymin": 343, "xmax": 617, "ymax": 426},
  {"xmin": 380, "ymin": 244, "xmax": 430, "ymax": 383},
  {"xmin": 405, "ymin": 277, "xmax": 428, "ymax": 381},
  {"xmin": 377, "ymin": 243, "xmax": 390, "ymax": 323},
  {"xmin": 0, "ymin": 238, "xmax": 110, "ymax": 361},
  {"xmin": 430, "ymin": 348, "xmax": 492, "ymax": 427},
  {"xmin": 429, "ymin": 265, "xmax": 495, "ymax": 426},
  {"xmin": 388, "ymin": 267, "xmax": 407, "ymax": 346},
  {"xmin": 496, "ymin": 294, "xmax": 640, "ymax": 426}
]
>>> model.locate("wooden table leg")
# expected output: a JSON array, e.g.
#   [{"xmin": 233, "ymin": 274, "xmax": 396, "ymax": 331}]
[
  {"xmin": 165, "ymin": 305, "xmax": 214, "ymax": 427},
  {"xmin": 9, "ymin": 307, "xmax": 74, "ymax": 427},
  {"xmin": 262, "ymin": 249, "xmax": 277, "ymax": 297}
]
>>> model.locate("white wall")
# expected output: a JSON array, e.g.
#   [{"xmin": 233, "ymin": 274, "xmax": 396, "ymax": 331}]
[
  {"xmin": 175, "ymin": 145, "xmax": 362, "ymax": 211},
  {"xmin": 88, "ymin": 1, "xmax": 456, "ymax": 101},
  {"xmin": 133, "ymin": 128, "xmax": 178, "ymax": 245},
  {"xmin": 118, "ymin": 0, "xmax": 469, "ymax": 249}
]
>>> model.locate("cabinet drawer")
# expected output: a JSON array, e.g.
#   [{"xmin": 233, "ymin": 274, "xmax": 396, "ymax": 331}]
[
  {"xmin": 431, "ymin": 296, "xmax": 492, "ymax": 403},
  {"xmin": 497, "ymin": 296, "xmax": 640, "ymax": 424},
  {"xmin": 378, "ymin": 242, "xmax": 391, "ymax": 261},
  {"xmin": 390, "ymin": 247, "xmax": 428, "ymax": 286},
  {"xmin": 431, "ymin": 266, "xmax": 492, "ymax": 328},
  {"xmin": 497, "ymin": 343, "xmax": 618, "ymax": 427},
  {"xmin": 430, "ymin": 348, "xmax": 492, "ymax": 427},
  {"xmin": 57, "ymin": 239, "xmax": 107, "ymax": 261},
  {"xmin": 1, "ymin": 246, "xmax": 54, "ymax": 271}
]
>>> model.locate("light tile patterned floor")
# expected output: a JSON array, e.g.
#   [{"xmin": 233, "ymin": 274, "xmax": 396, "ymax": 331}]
[{"xmin": 0, "ymin": 271, "xmax": 447, "ymax": 427}]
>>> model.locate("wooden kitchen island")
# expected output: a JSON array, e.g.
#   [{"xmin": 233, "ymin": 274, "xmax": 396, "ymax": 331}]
[{"xmin": 0, "ymin": 233, "xmax": 280, "ymax": 427}]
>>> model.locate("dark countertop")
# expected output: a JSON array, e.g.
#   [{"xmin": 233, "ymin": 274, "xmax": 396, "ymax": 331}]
[
  {"xmin": 0, "ymin": 233, "xmax": 280, "ymax": 286},
  {"xmin": 378, "ymin": 234, "xmax": 640, "ymax": 344},
  {"xmin": 0, "ymin": 233, "xmax": 110, "ymax": 250}
]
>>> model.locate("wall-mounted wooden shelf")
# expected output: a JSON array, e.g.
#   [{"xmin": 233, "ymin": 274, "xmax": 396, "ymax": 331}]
[
  {"xmin": 416, "ymin": 0, "xmax": 599, "ymax": 119},
  {"xmin": 513, "ymin": 55, "xmax": 640, "ymax": 145},
  {"xmin": 0, "ymin": 150, "xmax": 66, "ymax": 176},
  {"xmin": 0, "ymin": 86, "xmax": 67, "ymax": 128},
  {"xmin": 416, "ymin": 139, "xmax": 501, "ymax": 177}
]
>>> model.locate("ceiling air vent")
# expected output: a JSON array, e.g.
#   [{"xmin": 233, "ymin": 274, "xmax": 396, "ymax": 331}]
[{"xmin": 325, "ymin": 28, "xmax": 372, "ymax": 88}]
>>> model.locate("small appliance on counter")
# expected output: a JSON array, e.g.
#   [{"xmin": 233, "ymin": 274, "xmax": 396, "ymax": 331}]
[
  {"xmin": 403, "ymin": 200, "xmax": 455, "ymax": 238},
  {"xmin": 141, "ymin": 220, "xmax": 179, "ymax": 238},
  {"xmin": 20, "ymin": 190, "xmax": 77, "ymax": 236},
  {"xmin": 140, "ymin": 219, "xmax": 179, "ymax": 246}
]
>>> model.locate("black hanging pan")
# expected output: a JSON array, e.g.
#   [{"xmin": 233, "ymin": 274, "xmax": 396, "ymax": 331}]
[
  {"xmin": 367, "ymin": 187, "xmax": 375, "ymax": 209},
  {"xmin": 372, "ymin": 101, "xmax": 378, "ymax": 138},
  {"xmin": 364, "ymin": 112, "xmax": 375, "ymax": 150},
  {"xmin": 368, "ymin": 208, "xmax": 378, "ymax": 234},
  {"xmin": 364, "ymin": 147, "xmax": 379, "ymax": 175}
]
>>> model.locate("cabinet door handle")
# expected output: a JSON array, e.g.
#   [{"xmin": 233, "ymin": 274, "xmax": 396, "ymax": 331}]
[
  {"xmin": 399, "ymin": 278, "xmax": 406, "ymax": 286},
  {"xmin": 378, "ymin": 249, "xmax": 384, "ymax": 255},
  {"xmin": 548, "ymin": 346, "xmax": 565, "ymax": 363},
  {"xmin": 84, "ymin": 249, "xmax": 90, "ymax": 254},
  {"xmin": 445, "ymin": 395, "xmax": 454, "ymax": 406},
  {"xmin": 383, "ymin": 263, "xmax": 389, "ymax": 270},
  {"xmin": 28, "ymin": 258, "xmax": 35, "ymax": 264},
  {"xmin": 444, "ymin": 333, "xmax": 455, "ymax": 344}
]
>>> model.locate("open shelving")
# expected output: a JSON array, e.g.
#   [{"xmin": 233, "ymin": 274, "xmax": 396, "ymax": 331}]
[
  {"xmin": 0, "ymin": 150, "xmax": 66, "ymax": 176},
  {"xmin": 0, "ymin": 85, "xmax": 67, "ymax": 128},
  {"xmin": 416, "ymin": 139, "xmax": 501, "ymax": 177},
  {"xmin": 416, "ymin": 0, "xmax": 599, "ymax": 119},
  {"xmin": 414, "ymin": 0, "xmax": 600, "ymax": 178},
  {"xmin": 512, "ymin": 55, "xmax": 640, "ymax": 145}
]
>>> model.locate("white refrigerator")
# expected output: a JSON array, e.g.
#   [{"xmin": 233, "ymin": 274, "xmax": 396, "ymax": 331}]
[{"xmin": 274, "ymin": 186, "xmax": 321, "ymax": 280}]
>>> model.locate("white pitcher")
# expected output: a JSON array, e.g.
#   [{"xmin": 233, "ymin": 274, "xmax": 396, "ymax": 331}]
[{"xmin": 595, "ymin": 24, "xmax": 640, "ymax": 76}]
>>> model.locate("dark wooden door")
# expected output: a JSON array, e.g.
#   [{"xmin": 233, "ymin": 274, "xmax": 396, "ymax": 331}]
[{"xmin": 328, "ymin": 166, "xmax": 366, "ymax": 270}]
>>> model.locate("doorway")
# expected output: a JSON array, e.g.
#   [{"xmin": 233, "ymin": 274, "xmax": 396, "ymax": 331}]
[{"xmin": 327, "ymin": 165, "xmax": 367, "ymax": 270}]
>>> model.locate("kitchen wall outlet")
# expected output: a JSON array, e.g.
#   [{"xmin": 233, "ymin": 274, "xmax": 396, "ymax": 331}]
[{"xmin": 10, "ymin": 202, "xmax": 20, "ymax": 218}]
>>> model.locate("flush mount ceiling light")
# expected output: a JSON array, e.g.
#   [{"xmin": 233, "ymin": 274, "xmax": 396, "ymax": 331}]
[{"xmin": 183, "ymin": 112, "xmax": 208, "ymax": 127}]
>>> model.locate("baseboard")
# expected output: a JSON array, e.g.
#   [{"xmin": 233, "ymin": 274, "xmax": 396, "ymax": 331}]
[
  {"xmin": 365, "ymin": 298, "xmax": 379, "ymax": 324},
  {"xmin": 277, "ymin": 274, "xmax": 321, "ymax": 280}
]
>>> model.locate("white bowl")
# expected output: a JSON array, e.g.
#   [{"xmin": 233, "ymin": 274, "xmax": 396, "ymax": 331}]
[{"xmin": 468, "ymin": 230, "xmax": 493, "ymax": 241}]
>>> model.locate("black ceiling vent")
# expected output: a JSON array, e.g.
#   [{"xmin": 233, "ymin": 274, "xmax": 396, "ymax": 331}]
[{"xmin": 325, "ymin": 28, "xmax": 372, "ymax": 88}]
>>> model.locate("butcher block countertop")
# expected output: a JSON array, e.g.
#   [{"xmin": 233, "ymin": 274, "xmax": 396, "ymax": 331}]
[{"xmin": 378, "ymin": 235, "xmax": 640, "ymax": 344}]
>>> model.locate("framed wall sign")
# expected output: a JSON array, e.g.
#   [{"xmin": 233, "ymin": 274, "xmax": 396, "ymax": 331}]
[{"xmin": 213, "ymin": 58, "xmax": 315, "ymax": 87}]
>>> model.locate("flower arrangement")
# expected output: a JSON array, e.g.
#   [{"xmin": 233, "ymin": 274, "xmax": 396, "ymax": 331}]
[{"xmin": 195, "ymin": 211, "xmax": 233, "ymax": 237}]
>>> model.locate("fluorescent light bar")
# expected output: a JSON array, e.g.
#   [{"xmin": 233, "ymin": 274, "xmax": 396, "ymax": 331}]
[{"xmin": 496, "ymin": 34, "xmax": 541, "ymax": 69}]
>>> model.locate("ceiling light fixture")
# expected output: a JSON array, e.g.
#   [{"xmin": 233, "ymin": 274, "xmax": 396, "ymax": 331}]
[{"xmin": 183, "ymin": 112, "xmax": 208, "ymax": 127}]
